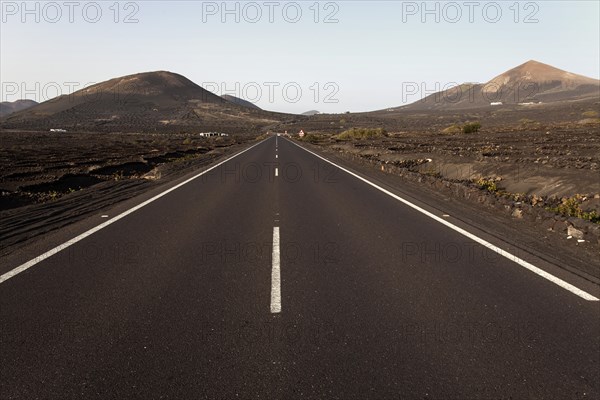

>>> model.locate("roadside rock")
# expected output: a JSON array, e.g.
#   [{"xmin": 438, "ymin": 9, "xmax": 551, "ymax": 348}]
[
  {"xmin": 511, "ymin": 208, "xmax": 523, "ymax": 219},
  {"xmin": 567, "ymin": 226, "xmax": 585, "ymax": 240},
  {"xmin": 143, "ymin": 168, "xmax": 162, "ymax": 180}
]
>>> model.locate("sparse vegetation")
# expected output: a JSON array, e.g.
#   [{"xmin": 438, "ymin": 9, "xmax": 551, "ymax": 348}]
[
  {"xmin": 578, "ymin": 118, "xmax": 600, "ymax": 125},
  {"xmin": 462, "ymin": 122, "xmax": 481, "ymax": 134},
  {"xmin": 442, "ymin": 124, "xmax": 462, "ymax": 134},
  {"xmin": 519, "ymin": 118, "xmax": 538, "ymax": 126},
  {"xmin": 300, "ymin": 133, "xmax": 320, "ymax": 143},
  {"xmin": 582, "ymin": 110, "xmax": 599, "ymax": 118},
  {"xmin": 475, "ymin": 177, "xmax": 499, "ymax": 193},
  {"xmin": 335, "ymin": 127, "xmax": 387, "ymax": 141},
  {"xmin": 48, "ymin": 191, "xmax": 59, "ymax": 201},
  {"xmin": 255, "ymin": 133, "xmax": 269, "ymax": 141},
  {"xmin": 547, "ymin": 195, "xmax": 600, "ymax": 224}
]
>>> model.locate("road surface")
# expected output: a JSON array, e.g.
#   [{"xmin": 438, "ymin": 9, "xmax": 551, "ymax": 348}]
[{"xmin": 1, "ymin": 136, "xmax": 599, "ymax": 399}]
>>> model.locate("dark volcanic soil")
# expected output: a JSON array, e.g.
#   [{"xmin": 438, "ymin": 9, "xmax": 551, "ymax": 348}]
[{"xmin": 0, "ymin": 131, "xmax": 253, "ymax": 252}]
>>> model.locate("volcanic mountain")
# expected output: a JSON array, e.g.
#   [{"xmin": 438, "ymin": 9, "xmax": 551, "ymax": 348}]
[
  {"xmin": 221, "ymin": 94, "xmax": 261, "ymax": 110},
  {"xmin": 400, "ymin": 60, "xmax": 600, "ymax": 111},
  {"xmin": 1, "ymin": 71, "xmax": 285, "ymax": 133},
  {"xmin": 0, "ymin": 100, "xmax": 38, "ymax": 117}
]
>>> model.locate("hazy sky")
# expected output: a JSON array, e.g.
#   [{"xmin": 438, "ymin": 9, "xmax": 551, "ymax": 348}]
[{"xmin": 1, "ymin": 1, "xmax": 599, "ymax": 113}]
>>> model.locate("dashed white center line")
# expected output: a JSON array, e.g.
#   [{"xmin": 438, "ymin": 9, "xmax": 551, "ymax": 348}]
[
  {"xmin": 271, "ymin": 227, "xmax": 281, "ymax": 314},
  {"xmin": 275, "ymin": 167, "xmax": 279, "ymax": 177},
  {"xmin": 276, "ymin": 154, "xmax": 278, "ymax": 159}
]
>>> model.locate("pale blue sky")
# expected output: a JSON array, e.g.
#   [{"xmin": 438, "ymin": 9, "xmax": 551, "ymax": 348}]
[{"xmin": 1, "ymin": 1, "xmax": 599, "ymax": 113}]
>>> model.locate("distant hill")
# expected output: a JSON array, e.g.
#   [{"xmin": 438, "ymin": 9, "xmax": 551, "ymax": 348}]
[
  {"xmin": 221, "ymin": 94, "xmax": 261, "ymax": 110},
  {"xmin": 400, "ymin": 60, "xmax": 600, "ymax": 111},
  {"xmin": 302, "ymin": 110, "xmax": 321, "ymax": 116},
  {"xmin": 0, "ymin": 100, "xmax": 38, "ymax": 118},
  {"xmin": 1, "ymin": 71, "xmax": 289, "ymax": 133}
]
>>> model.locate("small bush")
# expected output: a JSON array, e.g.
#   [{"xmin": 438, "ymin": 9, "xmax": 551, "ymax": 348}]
[
  {"xmin": 300, "ymin": 133, "xmax": 320, "ymax": 143},
  {"xmin": 335, "ymin": 127, "xmax": 387, "ymax": 141},
  {"xmin": 475, "ymin": 177, "xmax": 498, "ymax": 193},
  {"xmin": 582, "ymin": 110, "xmax": 599, "ymax": 118},
  {"xmin": 547, "ymin": 195, "xmax": 600, "ymax": 224},
  {"xmin": 462, "ymin": 122, "xmax": 481, "ymax": 134},
  {"xmin": 442, "ymin": 124, "xmax": 462, "ymax": 134},
  {"xmin": 578, "ymin": 118, "xmax": 600, "ymax": 125}
]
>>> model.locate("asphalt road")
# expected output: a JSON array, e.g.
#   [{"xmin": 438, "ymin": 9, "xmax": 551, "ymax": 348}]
[{"xmin": 1, "ymin": 136, "xmax": 599, "ymax": 399}]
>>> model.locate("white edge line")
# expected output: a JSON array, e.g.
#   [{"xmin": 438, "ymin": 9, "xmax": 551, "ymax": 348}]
[
  {"xmin": 287, "ymin": 139, "xmax": 599, "ymax": 302},
  {"xmin": 0, "ymin": 138, "xmax": 271, "ymax": 284},
  {"xmin": 271, "ymin": 226, "xmax": 282, "ymax": 313}
]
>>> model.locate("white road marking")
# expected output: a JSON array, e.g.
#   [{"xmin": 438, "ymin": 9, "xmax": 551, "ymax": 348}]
[
  {"xmin": 275, "ymin": 167, "xmax": 279, "ymax": 177},
  {"xmin": 271, "ymin": 227, "xmax": 282, "ymax": 313},
  {"xmin": 288, "ymin": 139, "xmax": 599, "ymax": 302},
  {"xmin": 101, "ymin": 215, "xmax": 109, "ymax": 218},
  {"xmin": 0, "ymin": 139, "xmax": 270, "ymax": 284},
  {"xmin": 276, "ymin": 155, "xmax": 278, "ymax": 159}
]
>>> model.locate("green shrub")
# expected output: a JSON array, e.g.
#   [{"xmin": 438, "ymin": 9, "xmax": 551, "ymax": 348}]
[
  {"xmin": 48, "ymin": 191, "xmax": 59, "ymax": 200},
  {"xmin": 475, "ymin": 178, "xmax": 498, "ymax": 193},
  {"xmin": 547, "ymin": 195, "xmax": 600, "ymax": 224},
  {"xmin": 300, "ymin": 133, "xmax": 320, "ymax": 143},
  {"xmin": 462, "ymin": 122, "xmax": 481, "ymax": 134},
  {"xmin": 335, "ymin": 127, "xmax": 387, "ymax": 141}
]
